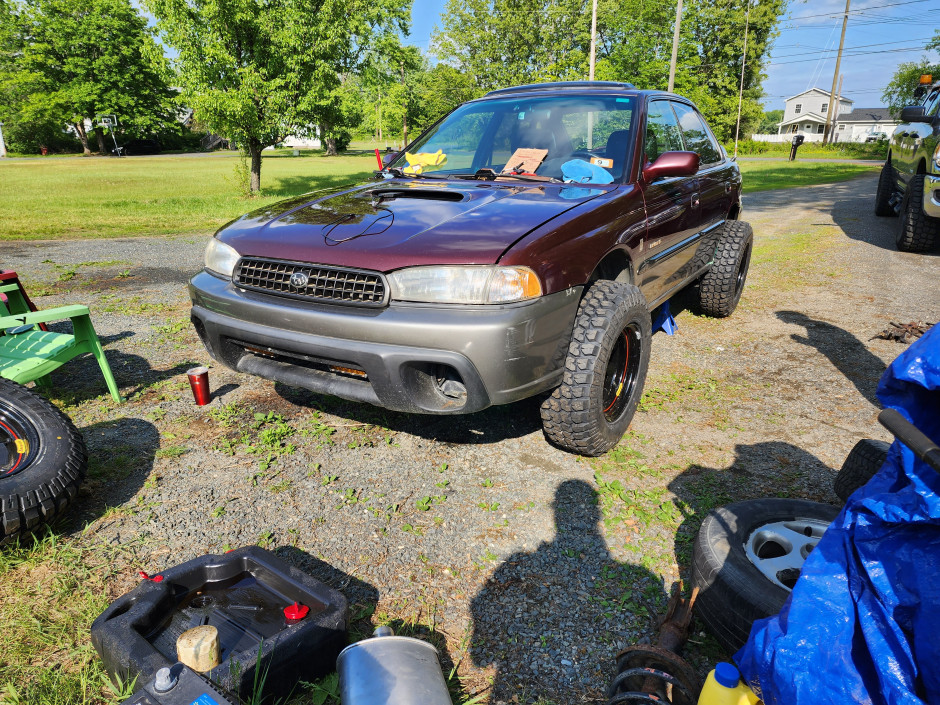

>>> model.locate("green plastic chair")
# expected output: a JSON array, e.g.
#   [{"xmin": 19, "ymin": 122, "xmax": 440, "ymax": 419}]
[{"xmin": 0, "ymin": 286, "xmax": 123, "ymax": 402}]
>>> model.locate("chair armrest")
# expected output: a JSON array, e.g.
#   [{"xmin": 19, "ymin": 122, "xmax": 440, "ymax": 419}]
[
  {"xmin": 0, "ymin": 284, "xmax": 21, "ymax": 294},
  {"xmin": 0, "ymin": 304, "xmax": 90, "ymax": 328}
]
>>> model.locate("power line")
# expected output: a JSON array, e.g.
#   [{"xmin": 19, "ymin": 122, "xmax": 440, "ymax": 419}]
[
  {"xmin": 772, "ymin": 35, "xmax": 937, "ymax": 59},
  {"xmin": 786, "ymin": 0, "xmax": 933, "ymax": 21}
]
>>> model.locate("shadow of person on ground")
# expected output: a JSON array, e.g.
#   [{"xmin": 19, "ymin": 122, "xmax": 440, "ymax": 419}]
[
  {"xmin": 469, "ymin": 479, "xmax": 668, "ymax": 704},
  {"xmin": 775, "ymin": 310, "xmax": 886, "ymax": 407},
  {"xmin": 274, "ymin": 383, "xmax": 546, "ymax": 446}
]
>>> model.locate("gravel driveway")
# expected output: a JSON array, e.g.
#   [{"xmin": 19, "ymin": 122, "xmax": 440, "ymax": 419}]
[{"xmin": 1, "ymin": 173, "xmax": 937, "ymax": 704}]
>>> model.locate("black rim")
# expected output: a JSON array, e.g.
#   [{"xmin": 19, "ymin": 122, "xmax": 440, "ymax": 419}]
[
  {"xmin": 735, "ymin": 243, "xmax": 751, "ymax": 298},
  {"xmin": 0, "ymin": 399, "xmax": 40, "ymax": 478},
  {"xmin": 602, "ymin": 323, "xmax": 642, "ymax": 423}
]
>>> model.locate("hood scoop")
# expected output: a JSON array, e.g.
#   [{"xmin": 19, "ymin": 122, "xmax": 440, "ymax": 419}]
[{"xmin": 369, "ymin": 188, "xmax": 466, "ymax": 204}]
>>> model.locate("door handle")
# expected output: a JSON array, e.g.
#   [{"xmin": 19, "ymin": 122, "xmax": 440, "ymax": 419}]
[
  {"xmin": 724, "ymin": 182, "xmax": 732, "ymax": 194},
  {"xmin": 692, "ymin": 192, "xmax": 700, "ymax": 208}
]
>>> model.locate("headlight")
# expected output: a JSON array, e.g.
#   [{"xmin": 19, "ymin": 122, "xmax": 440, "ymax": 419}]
[
  {"xmin": 204, "ymin": 238, "xmax": 240, "ymax": 277},
  {"xmin": 388, "ymin": 266, "xmax": 542, "ymax": 304}
]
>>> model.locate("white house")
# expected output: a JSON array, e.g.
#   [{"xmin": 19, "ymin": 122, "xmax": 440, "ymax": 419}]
[
  {"xmin": 832, "ymin": 107, "xmax": 896, "ymax": 142},
  {"xmin": 777, "ymin": 87, "xmax": 853, "ymax": 139}
]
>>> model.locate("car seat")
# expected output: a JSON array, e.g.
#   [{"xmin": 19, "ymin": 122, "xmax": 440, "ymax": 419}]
[{"xmin": 604, "ymin": 130, "xmax": 631, "ymax": 173}]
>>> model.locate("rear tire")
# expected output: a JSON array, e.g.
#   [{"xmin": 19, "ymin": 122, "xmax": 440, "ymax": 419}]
[
  {"xmin": 874, "ymin": 162, "xmax": 896, "ymax": 217},
  {"xmin": 833, "ymin": 439, "xmax": 890, "ymax": 502},
  {"xmin": 540, "ymin": 281, "xmax": 651, "ymax": 457},
  {"xmin": 0, "ymin": 379, "xmax": 87, "ymax": 544},
  {"xmin": 897, "ymin": 174, "xmax": 940, "ymax": 252},
  {"xmin": 695, "ymin": 221, "xmax": 753, "ymax": 318}
]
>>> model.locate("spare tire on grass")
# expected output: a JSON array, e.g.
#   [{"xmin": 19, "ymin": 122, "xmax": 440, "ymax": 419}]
[
  {"xmin": 0, "ymin": 378, "xmax": 87, "ymax": 544},
  {"xmin": 833, "ymin": 438, "xmax": 891, "ymax": 503},
  {"xmin": 691, "ymin": 498, "xmax": 839, "ymax": 654}
]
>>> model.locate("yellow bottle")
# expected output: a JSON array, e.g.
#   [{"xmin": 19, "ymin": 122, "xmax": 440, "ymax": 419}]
[{"xmin": 698, "ymin": 662, "xmax": 761, "ymax": 705}]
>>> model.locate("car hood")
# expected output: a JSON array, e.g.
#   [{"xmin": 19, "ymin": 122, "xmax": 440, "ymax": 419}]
[{"xmin": 218, "ymin": 179, "xmax": 613, "ymax": 272}]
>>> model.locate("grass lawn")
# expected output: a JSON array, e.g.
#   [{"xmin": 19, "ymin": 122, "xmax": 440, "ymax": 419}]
[{"xmin": 0, "ymin": 149, "xmax": 877, "ymax": 240}]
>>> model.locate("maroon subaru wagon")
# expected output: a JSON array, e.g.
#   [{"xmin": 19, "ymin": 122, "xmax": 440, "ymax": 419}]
[{"xmin": 190, "ymin": 81, "xmax": 751, "ymax": 455}]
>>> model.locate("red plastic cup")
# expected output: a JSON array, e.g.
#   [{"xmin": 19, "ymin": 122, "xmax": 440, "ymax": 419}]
[{"xmin": 187, "ymin": 366, "xmax": 210, "ymax": 405}]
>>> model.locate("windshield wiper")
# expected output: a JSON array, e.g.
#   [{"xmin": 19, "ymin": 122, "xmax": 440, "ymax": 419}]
[{"xmin": 451, "ymin": 169, "xmax": 563, "ymax": 183}]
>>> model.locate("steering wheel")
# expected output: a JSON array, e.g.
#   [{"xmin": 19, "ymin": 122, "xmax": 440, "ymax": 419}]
[{"xmin": 569, "ymin": 150, "xmax": 602, "ymax": 161}]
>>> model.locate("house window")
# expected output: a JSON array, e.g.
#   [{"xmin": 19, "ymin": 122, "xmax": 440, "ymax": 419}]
[
  {"xmin": 821, "ymin": 102, "xmax": 828, "ymax": 113},
  {"xmin": 838, "ymin": 124, "xmax": 845, "ymax": 130},
  {"xmin": 817, "ymin": 124, "xmax": 825, "ymax": 134},
  {"xmin": 805, "ymin": 124, "xmax": 811, "ymax": 130},
  {"xmin": 794, "ymin": 103, "xmax": 802, "ymax": 114},
  {"xmin": 790, "ymin": 125, "xmax": 798, "ymax": 133}
]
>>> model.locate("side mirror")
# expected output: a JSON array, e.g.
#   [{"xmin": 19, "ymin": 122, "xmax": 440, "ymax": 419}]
[
  {"xmin": 642, "ymin": 151, "xmax": 700, "ymax": 181},
  {"xmin": 899, "ymin": 105, "xmax": 930, "ymax": 124},
  {"xmin": 382, "ymin": 152, "xmax": 399, "ymax": 167}
]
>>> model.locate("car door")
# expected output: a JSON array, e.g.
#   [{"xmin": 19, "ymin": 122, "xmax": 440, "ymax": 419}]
[
  {"xmin": 899, "ymin": 88, "xmax": 940, "ymax": 190},
  {"xmin": 637, "ymin": 99, "xmax": 702, "ymax": 306}
]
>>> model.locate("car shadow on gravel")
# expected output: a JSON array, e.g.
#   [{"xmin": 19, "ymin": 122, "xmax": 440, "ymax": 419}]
[
  {"xmin": 776, "ymin": 310, "xmax": 886, "ymax": 407},
  {"xmin": 829, "ymin": 188, "xmax": 940, "ymax": 255},
  {"xmin": 469, "ymin": 479, "xmax": 667, "ymax": 704},
  {"xmin": 274, "ymin": 384, "xmax": 546, "ymax": 445}
]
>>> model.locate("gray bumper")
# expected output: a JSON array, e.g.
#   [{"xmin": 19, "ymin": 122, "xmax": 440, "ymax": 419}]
[
  {"xmin": 923, "ymin": 173, "xmax": 940, "ymax": 219},
  {"xmin": 189, "ymin": 271, "xmax": 581, "ymax": 414}
]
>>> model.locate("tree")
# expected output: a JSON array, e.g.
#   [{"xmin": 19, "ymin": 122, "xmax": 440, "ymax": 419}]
[
  {"xmin": 2, "ymin": 0, "xmax": 176, "ymax": 155},
  {"xmin": 882, "ymin": 32, "xmax": 940, "ymax": 117},
  {"xmin": 431, "ymin": 0, "xmax": 785, "ymax": 142},
  {"xmin": 147, "ymin": 0, "xmax": 409, "ymax": 193},
  {"xmin": 758, "ymin": 109, "xmax": 783, "ymax": 134}
]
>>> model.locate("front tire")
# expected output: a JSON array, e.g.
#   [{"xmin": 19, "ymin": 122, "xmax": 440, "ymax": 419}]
[
  {"xmin": 540, "ymin": 281, "xmax": 651, "ymax": 456},
  {"xmin": 874, "ymin": 162, "xmax": 896, "ymax": 217},
  {"xmin": 0, "ymin": 379, "xmax": 87, "ymax": 544},
  {"xmin": 695, "ymin": 221, "xmax": 753, "ymax": 318},
  {"xmin": 897, "ymin": 174, "xmax": 940, "ymax": 252}
]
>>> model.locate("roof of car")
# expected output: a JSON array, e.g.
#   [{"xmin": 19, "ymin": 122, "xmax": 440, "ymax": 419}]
[{"xmin": 483, "ymin": 81, "xmax": 636, "ymax": 97}]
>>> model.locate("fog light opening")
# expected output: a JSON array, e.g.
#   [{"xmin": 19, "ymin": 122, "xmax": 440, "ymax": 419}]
[{"xmin": 436, "ymin": 367, "xmax": 467, "ymax": 401}]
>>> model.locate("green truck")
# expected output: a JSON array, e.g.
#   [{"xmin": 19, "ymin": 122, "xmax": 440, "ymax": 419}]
[{"xmin": 874, "ymin": 78, "xmax": 940, "ymax": 252}]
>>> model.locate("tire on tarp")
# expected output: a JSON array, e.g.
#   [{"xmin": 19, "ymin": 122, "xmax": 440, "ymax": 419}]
[
  {"xmin": 0, "ymin": 378, "xmax": 87, "ymax": 544},
  {"xmin": 833, "ymin": 438, "xmax": 891, "ymax": 503},
  {"xmin": 691, "ymin": 498, "xmax": 840, "ymax": 654}
]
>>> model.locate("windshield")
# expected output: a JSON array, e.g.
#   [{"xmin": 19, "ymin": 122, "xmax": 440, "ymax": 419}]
[{"xmin": 391, "ymin": 94, "xmax": 636, "ymax": 184}]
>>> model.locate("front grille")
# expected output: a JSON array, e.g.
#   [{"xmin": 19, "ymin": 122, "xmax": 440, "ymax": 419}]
[{"xmin": 234, "ymin": 257, "xmax": 387, "ymax": 307}]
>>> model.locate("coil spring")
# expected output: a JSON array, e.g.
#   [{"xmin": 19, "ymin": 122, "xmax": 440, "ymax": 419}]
[{"xmin": 606, "ymin": 645, "xmax": 701, "ymax": 705}]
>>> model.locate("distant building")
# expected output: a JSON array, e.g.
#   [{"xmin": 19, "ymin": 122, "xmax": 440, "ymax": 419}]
[{"xmin": 751, "ymin": 87, "xmax": 899, "ymax": 143}]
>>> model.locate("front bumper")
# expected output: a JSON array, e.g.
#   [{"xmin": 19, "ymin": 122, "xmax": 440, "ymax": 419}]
[
  {"xmin": 189, "ymin": 271, "xmax": 581, "ymax": 414},
  {"xmin": 923, "ymin": 173, "xmax": 940, "ymax": 219}
]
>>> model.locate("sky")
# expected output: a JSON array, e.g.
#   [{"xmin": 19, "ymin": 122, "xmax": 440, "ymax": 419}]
[{"xmin": 404, "ymin": 0, "xmax": 940, "ymax": 110}]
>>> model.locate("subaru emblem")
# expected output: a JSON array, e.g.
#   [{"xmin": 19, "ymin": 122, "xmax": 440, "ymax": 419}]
[{"xmin": 289, "ymin": 271, "xmax": 309, "ymax": 288}]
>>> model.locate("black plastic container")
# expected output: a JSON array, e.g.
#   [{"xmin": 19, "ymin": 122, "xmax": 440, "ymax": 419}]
[{"xmin": 91, "ymin": 546, "xmax": 348, "ymax": 701}]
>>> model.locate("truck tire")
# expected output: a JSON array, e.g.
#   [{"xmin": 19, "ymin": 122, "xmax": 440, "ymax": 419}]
[
  {"xmin": 833, "ymin": 438, "xmax": 890, "ymax": 502},
  {"xmin": 0, "ymin": 379, "xmax": 87, "ymax": 544},
  {"xmin": 874, "ymin": 162, "xmax": 897, "ymax": 217},
  {"xmin": 695, "ymin": 221, "xmax": 753, "ymax": 318},
  {"xmin": 691, "ymin": 498, "xmax": 839, "ymax": 654},
  {"xmin": 897, "ymin": 174, "xmax": 940, "ymax": 252},
  {"xmin": 540, "ymin": 281, "xmax": 651, "ymax": 457}
]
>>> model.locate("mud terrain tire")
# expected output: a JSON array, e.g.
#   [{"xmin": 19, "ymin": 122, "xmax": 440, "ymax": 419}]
[
  {"xmin": 834, "ymin": 438, "xmax": 891, "ymax": 502},
  {"xmin": 874, "ymin": 162, "xmax": 896, "ymax": 217},
  {"xmin": 540, "ymin": 281, "xmax": 651, "ymax": 456},
  {"xmin": 897, "ymin": 174, "xmax": 940, "ymax": 252},
  {"xmin": 0, "ymin": 378, "xmax": 87, "ymax": 544},
  {"xmin": 695, "ymin": 221, "xmax": 753, "ymax": 318}
]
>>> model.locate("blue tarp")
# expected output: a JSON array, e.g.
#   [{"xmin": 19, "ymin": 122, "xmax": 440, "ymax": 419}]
[{"xmin": 736, "ymin": 323, "xmax": 940, "ymax": 705}]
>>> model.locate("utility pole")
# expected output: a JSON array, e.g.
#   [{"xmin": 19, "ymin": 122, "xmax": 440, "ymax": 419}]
[
  {"xmin": 822, "ymin": 0, "xmax": 850, "ymax": 144},
  {"xmin": 0, "ymin": 122, "xmax": 6, "ymax": 158},
  {"xmin": 400, "ymin": 62, "xmax": 408, "ymax": 147},
  {"xmin": 832, "ymin": 74, "xmax": 844, "ymax": 142},
  {"xmin": 733, "ymin": 2, "xmax": 751, "ymax": 158},
  {"xmin": 589, "ymin": 0, "xmax": 598, "ymax": 80},
  {"xmin": 667, "ymin": 0, "xmax": 684, "ymax": 92}
]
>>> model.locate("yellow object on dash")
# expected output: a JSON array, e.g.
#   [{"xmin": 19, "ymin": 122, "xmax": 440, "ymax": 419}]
[{"xmin": 403, "ymin": 149, "xmax": 448, "ymax": 174}]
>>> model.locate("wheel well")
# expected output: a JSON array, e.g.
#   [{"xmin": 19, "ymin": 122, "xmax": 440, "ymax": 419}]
[
  {"xmin": 917, "ymin": 158, "xmax": 927, "ymax": 174},
  {"xmin": 728, "ymin": 203, "xmax": 741, "ymax": 221},
  {"xmin": 589, "ymin": 250, "xmax": 633, "ymax": 285}
]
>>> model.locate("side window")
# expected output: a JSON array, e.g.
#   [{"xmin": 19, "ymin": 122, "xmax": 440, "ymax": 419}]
[
  {"xmin": 794, "ymin": 103, "xmax": 802, "ymax": 114},
  {"xmin": 923, "ymin": 89, "xmax": 940, "ymax": 117},
  {"xmin": 645, "ymin": 101, "xmax": 683, "ymax": 163},
  {"xmin": 671, "ymin": 102, "xmax": 722, "ymax": 165}
]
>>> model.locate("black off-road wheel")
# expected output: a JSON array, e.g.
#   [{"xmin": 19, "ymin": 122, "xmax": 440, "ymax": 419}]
[
  {"xmin": 695, "ymin": 221, "xmax": 753, "ymax": 318},
  {"xmin": 540, "ymin": 281, "xmax": 651, "ymax": 457},
  {"xmin": 897, "ymin": 174, "xmax": 940, "ymax": 252},
  {"xmin": 833, "ymin": 438, "xmax": 891, "ymax": 502},
  {"xmin": 874, "ymin": 162, "xmax": 897, "ymax": 217},
  {"xmin": 691, "ymin": 498, "xmax": 839, "ymax": 654},
  {"xmin": 0, "ymin": 378, "xmax": 87, "ymax": 544}
]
